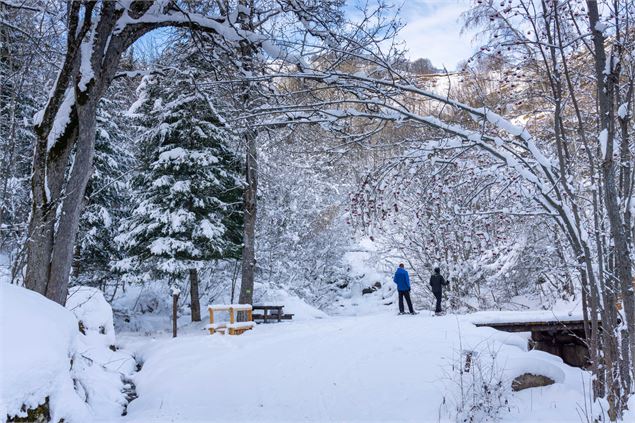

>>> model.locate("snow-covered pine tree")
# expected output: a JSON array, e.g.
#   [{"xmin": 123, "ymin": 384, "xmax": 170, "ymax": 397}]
[
  {"xmin": 0, "ymin": 5, "xmax": 40, "ymax": 251},
  {"xmin": 73, "ymin": 95, "xmax": 135, "ymax": 294},
  {"xmin": 118, "ymin": 74, "xmax": 243, "ymax": 321}
]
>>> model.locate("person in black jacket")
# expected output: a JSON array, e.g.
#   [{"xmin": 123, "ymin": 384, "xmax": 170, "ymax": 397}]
[{"xmin": 429, "ymin": 267, "xmax": 448, "ymax": 314}]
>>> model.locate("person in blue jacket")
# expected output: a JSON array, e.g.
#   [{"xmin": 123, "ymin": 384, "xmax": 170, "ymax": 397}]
[{"xmin": 393, "ymin": 263, "xmax": 415, "ymax": 314}]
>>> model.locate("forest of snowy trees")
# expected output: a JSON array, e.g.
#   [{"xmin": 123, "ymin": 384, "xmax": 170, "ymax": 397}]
[{"xmin": 1, "ymin": 0, "xmax": 635, "ymax": 421}]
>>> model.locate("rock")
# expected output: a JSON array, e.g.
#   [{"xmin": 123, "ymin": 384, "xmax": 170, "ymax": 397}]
[
  {"xmin": 362, "ymin": 282, "xmax": 382, "ymax": 295},
  {"xmin": 511, "ymin": 373, "xmax": 555, "ymax": 391},
  {"xmin": 8, "ymin": 397, "xmax": 50, "ymax": 423}
]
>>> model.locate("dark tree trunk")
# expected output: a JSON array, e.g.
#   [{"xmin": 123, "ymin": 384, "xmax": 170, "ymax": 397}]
[
  {"xmin": 172, "ymin": 291, "xmax": 179, "ymax": 338},
  {"xmin": 24, "ymin": 2, "xmax": 128, "ymax": 305},
  {"xmin": 237, "ymin": 1, "xmax": 258, "ymax": 306},
  {"xmin": 587, "ymin": 1, "xmax": 635, "ymax": 416},
  {"xmin": 239, "ymin": 130, "xmax": 257, "ymax": 305},
  {"xmin": 189, "ymin": 268, "xmax": 201, "ymax": 322}
]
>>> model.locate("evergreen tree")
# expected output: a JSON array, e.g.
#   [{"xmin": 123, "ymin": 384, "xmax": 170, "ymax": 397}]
[
  {"xmin": 73, "ymin": 95, "xmax": 135, "ymax": 292},
  {"xmin": 0, "ymin": 5, "xmax": 40, "ymax": 250},
  {"xmin": 117, "ymin": 74, "xmax": 243, "ymax": 321}
]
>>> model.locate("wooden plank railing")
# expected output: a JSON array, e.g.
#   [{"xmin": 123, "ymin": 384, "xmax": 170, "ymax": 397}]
[{"xmin": 207, "ymin": 304, "xmax": 254, "ymax": 335}]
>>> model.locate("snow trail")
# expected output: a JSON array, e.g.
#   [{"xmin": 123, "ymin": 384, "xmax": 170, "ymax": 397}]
[{"xmin": 112, "ymin": 312, "xmax": 594, "ymax": 423}]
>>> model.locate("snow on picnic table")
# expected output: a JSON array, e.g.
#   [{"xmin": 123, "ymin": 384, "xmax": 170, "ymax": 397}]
[{"xmin": 117, "ymin": 311, "xmax": 598, "ymax": 423}]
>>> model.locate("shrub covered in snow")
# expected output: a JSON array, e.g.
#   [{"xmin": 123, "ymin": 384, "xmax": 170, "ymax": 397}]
[{"xmin": 449, "ymin": 346, "xmax": 511, "ymax": 423}]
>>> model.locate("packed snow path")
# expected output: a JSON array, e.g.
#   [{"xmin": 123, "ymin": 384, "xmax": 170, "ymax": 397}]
[{"xmin": 116, "ymin": 312, "xmax": 594, "ymax": 423}]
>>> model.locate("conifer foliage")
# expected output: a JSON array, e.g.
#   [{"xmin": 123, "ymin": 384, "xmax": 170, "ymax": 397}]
[
  {"xmin": 74, "ymin": 97, "xmax": 135, "ymax": 290},
  {"xmin": 117, "ymin": 74, "xmax": 243, "ymax": 319}
]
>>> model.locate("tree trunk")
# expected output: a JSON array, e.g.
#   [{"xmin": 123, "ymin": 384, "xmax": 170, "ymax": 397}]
[
  {"xmin": 22, "ymin": 1, "xmax": 157, "ymax": 305},
  {"xmin": 172, "ymin": 291, "xmax": 179, "ymax": 338},
  {"xmin": 237, "ymin": 1, "xmax": 258, "ymax": 306},
  {"xmin": 24, "ymin": 114, "xmax": 78, "ymax": 302},
  {"xmin": 587, "ymin": 1, "xmax": 635, "ymax": 415},
  {"xmin": 239, "ymin": 130, "xmax": 257, "ymax": 305},
  {"xmin": 189, "ymin": 268, "xmax": 201, "ymax": 322}
]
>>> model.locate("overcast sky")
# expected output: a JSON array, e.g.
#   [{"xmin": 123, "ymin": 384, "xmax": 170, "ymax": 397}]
[{"xmin": 387, "ymin": 0, "xmax": 476, "ymax": 70}]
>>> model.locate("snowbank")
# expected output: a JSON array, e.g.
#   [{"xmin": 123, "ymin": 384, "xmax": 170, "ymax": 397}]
[
  {"xmin": 67, "ymin": 286, "xmax": 116, "ymax": 348},
  {"xmin": 0, "ymin": 284, "xmax": 136, "ymax": 422},
  {"xmin": 0, "ymin": 284, "xmax": 90, "ymax": 422},
  {"xmin": 66, "ymin": 286, "xmax": 136, "ymax": 419},
  {"xmin": 254, "ymin": 288, "xmax": 328, "ymax": 320}
]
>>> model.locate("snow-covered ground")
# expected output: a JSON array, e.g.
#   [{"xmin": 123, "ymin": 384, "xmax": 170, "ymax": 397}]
[
  {"xmin": 2, "ymin": 281, "xmax": 627, "ymax": 423},
  {"xmin": 115, "ymin": 311, "xmax": 605, "ymax": 423}
]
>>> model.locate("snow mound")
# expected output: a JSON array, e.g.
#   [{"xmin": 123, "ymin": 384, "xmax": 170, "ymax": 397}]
[
  {"xmin": 0, "ymin": 284, "xmax": 136, "ymax": 422},
  {"xmin": 66, "ymin": 286, "xmax": 136, "ymax": 419},
  {"xmin": 67, "ymin": 286, "xmax": 116, "ymax": 348},
  {"xmin": 254, "ymin": 288, "xmax": 328, "ymax": 320},
  {"xmin": 0, "ymin": 284, "xmax": 90, "ymax": 422},
  {"xmin": 502, "ymin": 350, "xmax": 566, "ymax": 383}
]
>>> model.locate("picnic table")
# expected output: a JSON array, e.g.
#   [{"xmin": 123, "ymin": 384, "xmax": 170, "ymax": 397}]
[{"xmin": 252, "ymin": 305, "xmax": 293, "ymax": 323}]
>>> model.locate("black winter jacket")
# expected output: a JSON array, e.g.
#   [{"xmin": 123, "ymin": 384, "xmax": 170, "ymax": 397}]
[{"xmin": 429, "ymin": 273, "xmax": 448, "ymax": 294}]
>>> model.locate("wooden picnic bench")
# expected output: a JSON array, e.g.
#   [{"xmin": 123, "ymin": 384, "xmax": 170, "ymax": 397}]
[
  {"xmin": 252, "ymin": 305, "xmax": 294, "ymax": 323},
  {"xmin": 207, "ymin": 304, "xmax": 255, "ymax": 335}
]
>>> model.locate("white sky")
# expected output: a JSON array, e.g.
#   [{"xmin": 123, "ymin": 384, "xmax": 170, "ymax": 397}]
[{"xmin": 386, "ymin": 0, "xmax": 477, "ymax": 71}]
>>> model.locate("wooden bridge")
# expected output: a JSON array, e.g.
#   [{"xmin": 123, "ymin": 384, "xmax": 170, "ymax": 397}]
[{"xmin": 475, "ymin": 318, "xmax": 591, "ymax": 368}]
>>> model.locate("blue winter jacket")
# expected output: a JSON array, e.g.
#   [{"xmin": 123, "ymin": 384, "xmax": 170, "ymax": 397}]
[{"xmin": 393, "ymin": 267, "xmax": 411, "ymax": 291}]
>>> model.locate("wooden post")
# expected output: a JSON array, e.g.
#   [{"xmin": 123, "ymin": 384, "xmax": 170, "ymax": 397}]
[
  {"xmin": 172, "ymin": 288, "xmax": 180, "ymax": 338},
  {"xmin": 189, "ymin": 268, "xmax": 201, "ymax": 322},
  {"xmin": 209, "ymin": 307, "xmax": 215, "ymax": 335},
  {"xmin": 229, "ymin": 306, "xmax": 235, "ymax": 335}
]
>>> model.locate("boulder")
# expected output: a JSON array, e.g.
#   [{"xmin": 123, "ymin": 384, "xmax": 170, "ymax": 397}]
[
  {"xmin": 362, "ymin": 282, "xmax": 382, "ymax": 295},
  {"xmin": 511, "ymin": 373, "xmax": 555, "ymax": 391}
]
